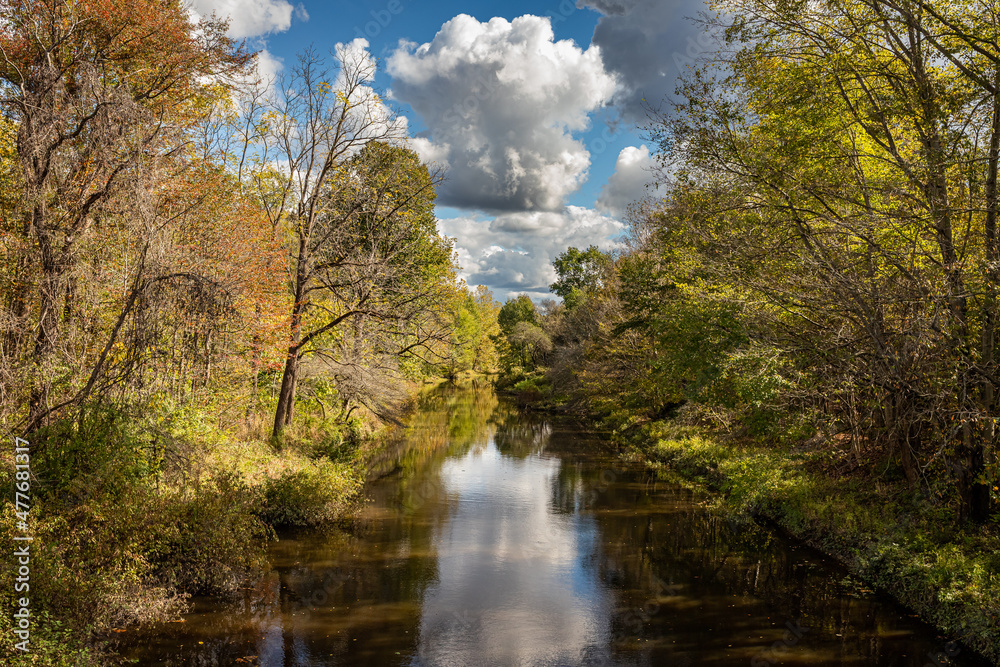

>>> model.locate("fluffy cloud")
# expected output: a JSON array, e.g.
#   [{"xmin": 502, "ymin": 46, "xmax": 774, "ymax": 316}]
[
  {"xmin": 253, "ymin": 48, "xmax": 284, "ymax": 86},
  {"xmin": 440, "ymin": 206, "xmax": 624, "ymax": 300},
  {"xmin": 581, "ymin": 0, "xmax": 718, "ymax": 121},
  {"xmin": 188, "ymin": 0, "xmax": 305, "ymax": 39},
  {"xmin": 388, "ymin": 14, "xmax": 618, "ymax": 212},
  {"xmin": 596, "ymin": 144, "xmax": 664, "ymax": 217},
  {"xmin": 336, "ymin": 39, "xmax": 410, "ymax": 143}
]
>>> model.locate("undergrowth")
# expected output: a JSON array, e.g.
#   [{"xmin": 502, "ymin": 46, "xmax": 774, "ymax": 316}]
[
  {"xmin": 0, "ymin": 398, "xmax": 382, "ymax": 665},
  {"xmin": 597, "ymin": 407, "xmax": 1000, "ymax": 663}
]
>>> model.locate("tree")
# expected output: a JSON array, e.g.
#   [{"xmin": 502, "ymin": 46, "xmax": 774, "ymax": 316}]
[
  {"xmin": 509, "ymin": 321, "xmax": 552, "ymax": 367},
  {"xmin": 0, "ymin": 0, "xmax": 251, "ymax": 430},
  {"xmin": 225, "ymin": 43, "xmax": 434, "ymax": 438},
  {"xmin": 301, "ymin": 141, "xmax": 455, "ymax": 424},
  {"xmin": 647, "ymin": 0, "xmax": 1000, "ymax": 522},
  {"xmin": 469, "ymin": 285, "xmax": 502, "ymax": 372},
  {"xmin": 236, "ymin": 53, "xmax": 453, "ymax": 437},
  {"xmin": 550, "ymin": 245, "xmax": 610, "ymax": 308},
  {"xmin": 497, "ymin": 295, "xmax": 538, "ymax": 335},
  {"xmin": 443, "ymin": 283, "xmax": 500, "ymax": 377}
]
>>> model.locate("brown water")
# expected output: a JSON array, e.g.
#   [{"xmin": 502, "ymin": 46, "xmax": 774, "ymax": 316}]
[{"xmin": 121, "ymin": 383, "xmax": 983, "ymax": 666}]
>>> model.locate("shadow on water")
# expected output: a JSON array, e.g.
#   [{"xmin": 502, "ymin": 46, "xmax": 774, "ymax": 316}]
[{"xmin": 119, "ymin": 382, "xmax": 988, "ymax": 666}]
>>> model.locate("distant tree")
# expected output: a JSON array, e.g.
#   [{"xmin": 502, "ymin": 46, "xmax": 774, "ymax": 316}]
[
  {"xmin": 444, "ymin": 284, "xmax": 501, "ymax": 377},
  {"xmin": 509, "ymin": 321, "xmax": 552, "ymax": 366},
  {"xmin": 550, "ymin": 246, "xmax": 610, "ymax": 307},
  {"xmin": 497, "ymin": 295, "xmax": 537, "ymax": 335}
]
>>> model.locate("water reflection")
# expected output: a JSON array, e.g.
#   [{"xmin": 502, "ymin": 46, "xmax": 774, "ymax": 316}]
[
  {"xmin": 120, "ymin": 383, "xmax": 987, "ymax": 666},
  {"xmin": 415, "ymin": 442, "xmax": 612, "ymax": 666}
]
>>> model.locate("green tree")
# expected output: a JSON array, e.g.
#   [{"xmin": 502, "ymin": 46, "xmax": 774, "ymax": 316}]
[
  {"xmin": 497, "ymin": 295, "xmax": 538, "ymax": 335},
  {"xmin": 509, "ymin": 321, "xmax": 552, "ymax": 367},
  {"xmin": 644, "ymin": 0, "xmax": 1000, "ymax": 521},
  {"xmin": 271, "ymin": 139, "xmax": 454, "ymax": 434},
  {"xmin": 550, "ymin": 245, "xmax": 610, "ymax": 308},
  {"xmin": 444, "ymin": 284, "xmax": 500, "ymax": 377},
  {"xmin": 232, "ymin": 44, "xmax": 457, "ymax": 438}
]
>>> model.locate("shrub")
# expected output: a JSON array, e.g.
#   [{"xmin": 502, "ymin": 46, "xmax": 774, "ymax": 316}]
[
  {"xmin": 146, "ymin": 471, "xmax": 273, "ymax": 595},
  {"xmin": 30, "ymin": 408, "xmax": 162, "ymax": 502},
  {"xmin": 0, "ymin": 611, "xmax": 100, "ymax": 666},
  {"xmin": 260, "ymin": 460, "xmax": 362, "ymax": 527}
]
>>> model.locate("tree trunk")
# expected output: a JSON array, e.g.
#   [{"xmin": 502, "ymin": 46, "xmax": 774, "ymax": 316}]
[
  {"xmin": 968, "ymin": 67, "xmax": 1000, "ymax": 524},
  {"xmin": 909, "ymin": 27, "xmax": 984, "ymax": 522},
  {"xmin": 272, "ymin": 250, "xmax": 308, "ymax": 440},
  {"xmin": 27, "ymin": 223, "xmax": 61, "ymax": 428},
  {"xmin": 272, "ymin": 346, "xmax": 299, "ymax": 440},
  {"xmin": 247, "ymin": 304, "xmax": 262, "ymax": 420}
]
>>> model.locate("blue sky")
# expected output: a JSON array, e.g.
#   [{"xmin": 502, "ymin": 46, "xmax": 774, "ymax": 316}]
[{"xmin": 190, "ymin": 0, "xmax": 710, "ymax": 300}]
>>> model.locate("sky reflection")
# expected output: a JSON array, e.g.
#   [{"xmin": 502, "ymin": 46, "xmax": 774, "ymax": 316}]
[{"xmin": 414, "ymin": 441, "xmax": 613, "ymax": 666}]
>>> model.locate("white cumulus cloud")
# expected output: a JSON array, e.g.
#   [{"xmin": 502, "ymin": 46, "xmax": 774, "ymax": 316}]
[
  {"xmin": 596, "ymin": 144, "xmax": 664, "ymax": 217},
  {"xmin": 440, "ymin": 206, "xmax": 625, "ymax": 301},
  {"xmin": 388, "ymin": 14, "xmax": 619, "ymax": 213},
  {"xmin": 188, "ymin": 0, "xmax": 303, "ymax": 39}
]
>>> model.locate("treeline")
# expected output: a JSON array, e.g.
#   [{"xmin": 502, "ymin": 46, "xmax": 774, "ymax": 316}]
[
  {"xmin": 0, "ymin": 0, "xmax": 498, "ymax": 662},
  {"xmin": 503, "ymin": 0, "xmax": 1000, "ymax": 527}
]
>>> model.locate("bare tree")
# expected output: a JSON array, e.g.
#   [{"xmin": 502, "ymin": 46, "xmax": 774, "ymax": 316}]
[{"xmin": 231, "ymin": 45, "xmax": 452, "ymax": 438}]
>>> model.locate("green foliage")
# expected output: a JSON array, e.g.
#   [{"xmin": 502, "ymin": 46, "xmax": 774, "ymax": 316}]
[
  {"xmin": 497, "ymin": 295, "xmax": 537, "ymax": 335},
  {"xmin": 562, "ymin": 287, "xmax": 587, "ymax": 311},
  {"xmin": 443, "ymin": 284, "xmax": 501, "ymax": 376},
  {"xmin": 0, "ymin": 391, "xmax": 380, "ymax": 663},
  {"xmin": 511, "ymin": 374, "xmax": 551, "ymax": 402},
  {"xmin": 550, "ymin": 245, "xmax": 610, "ymax": 303},
  {"xmin": 260, "ymin": 459, "xmax": 363, "ymax": 527},
  {"xmin": 31, "ymin": 408, "xmax": 162, "ymax": 502},
  {"xmin": 146, "ymin": 472, "xmax": 273, "ymax": 594},
  {"xmin": 509, "ymin": 322, "xmax": 552, "ymax": 364},
  {"xmin": 496, "ymin": 294, "xmax": 545, "ymax": 375},
  {"xmin": 299, "ymin": 419, "xmax": 365, "ymax": 462},
  {"xmin": 0, "ymin": 611, "xmax": 100, "ymax": 666},
  {"xmin": 0, "ymin": 469, "xmax": 268, "ymax": 639}
]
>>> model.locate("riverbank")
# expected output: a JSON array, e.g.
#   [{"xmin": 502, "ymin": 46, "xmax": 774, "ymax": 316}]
[
  {"xmin": 594, "ymin": 412, "xmax": 1000, "ymax": 664},
  {"xmin": 0, "ymin": 389, "xmax": 423, "ymax": 666}
]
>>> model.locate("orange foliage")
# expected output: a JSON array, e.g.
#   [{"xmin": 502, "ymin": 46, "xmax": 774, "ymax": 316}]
[
  {"xmin": 0, "ymin": 0, "xmax": 251, "ymax": 112},
  {"xmin": 169, "ymin": 165, "xmax": 290, "ymax": 371}
]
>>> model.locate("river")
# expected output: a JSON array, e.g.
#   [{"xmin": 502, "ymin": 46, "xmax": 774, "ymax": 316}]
[{"xmin": 121, "ymin": 383, "xmax": 983, "ymax": 666}]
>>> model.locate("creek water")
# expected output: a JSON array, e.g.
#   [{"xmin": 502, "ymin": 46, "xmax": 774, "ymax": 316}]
[{"xmin": 120, "ymin": 383, "xmax": 985, "ymax": 666}]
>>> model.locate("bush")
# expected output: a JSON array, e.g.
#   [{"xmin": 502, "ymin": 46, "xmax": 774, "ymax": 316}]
[
  {"xmin": 0, "ymin": 611, "xmax": 100, "ymax": 666},
  {"xmin": 147, "ymin": 471, "xmax": 273, "ymax": 595},
  {"xmin": 30, "ymin": 408, "xmax": 162, "ymax": 502},
  {"xmin": 511, "ymin": 375, "xmax": 550, "ymax": 402},
  {"xmin": 260, "ymin": 459, "xmax": 362, "ymax": 527},
  {"xmin": 0, "ymin": 398, "xmax": 377, "ymax": 664}
]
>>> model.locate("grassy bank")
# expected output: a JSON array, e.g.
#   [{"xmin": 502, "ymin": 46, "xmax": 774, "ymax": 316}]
[
  {"xmin": 597, "ymin": 412, "xmax": 1000, "ymax": 663},
  {"xmin": 0, "ymin": 396, "xmax": 400, "ymax": 666}
]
